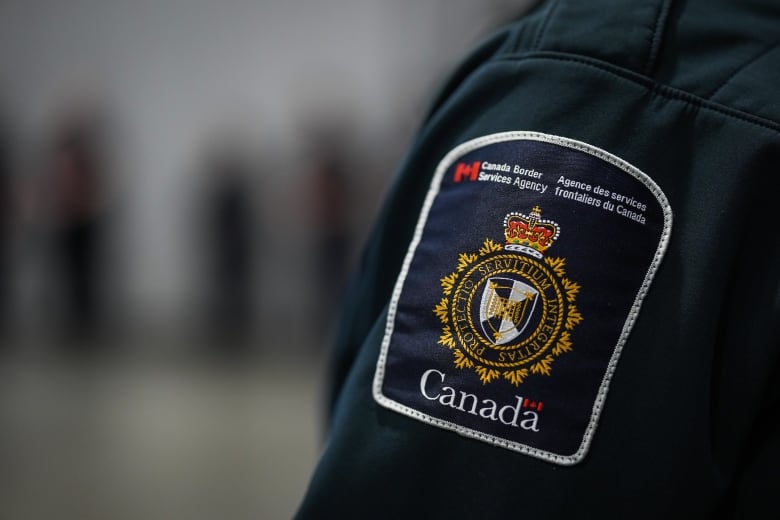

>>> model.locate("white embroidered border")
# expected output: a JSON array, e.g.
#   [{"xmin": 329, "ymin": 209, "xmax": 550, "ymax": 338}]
[{"xmin": 372, "ymin": 131, "xmax": 673, "ymax": 466}]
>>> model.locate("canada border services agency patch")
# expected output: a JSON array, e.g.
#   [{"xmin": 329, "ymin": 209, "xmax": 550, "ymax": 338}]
[{"xmin": 373, "ymin": 132, "xmax": 672, "ymax": 465}]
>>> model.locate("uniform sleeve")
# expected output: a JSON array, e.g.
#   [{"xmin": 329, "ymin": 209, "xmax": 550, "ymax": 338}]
[{"xmin": 728, "ymin": 372, "xmax": 780, "ymax": 517}]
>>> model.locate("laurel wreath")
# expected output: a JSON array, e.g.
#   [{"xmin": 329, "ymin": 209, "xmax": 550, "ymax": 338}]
[{"xmin": 434, "ymin": 238, "xmax": 583, "ymax": 385}]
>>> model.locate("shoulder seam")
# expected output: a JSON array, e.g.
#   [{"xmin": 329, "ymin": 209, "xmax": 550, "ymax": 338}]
[
  {"xmin": 644, "ymin": 0, "xmax": 673, "ymax": 76},
  {"xmin": 531, "ymin": 0, "xmax": 560, "ymax": 51},
  {"xmin": 707, "ymin": 41, "xmax": 780, "ymax": 101},
  {"xmin": 496, "ymin": 51, "xmax": 780, "ymax": 133}
]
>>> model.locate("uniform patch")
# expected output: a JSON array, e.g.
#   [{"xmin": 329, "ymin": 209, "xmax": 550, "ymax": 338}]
[{"xmin": 373, "ymin": 132, "xmax": 672, "ymax": 465}]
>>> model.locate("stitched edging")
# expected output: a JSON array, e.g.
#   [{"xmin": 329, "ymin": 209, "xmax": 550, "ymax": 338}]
[{"xmin": 373, "ymin": 131, "xmax": 673, "ymax": 466}]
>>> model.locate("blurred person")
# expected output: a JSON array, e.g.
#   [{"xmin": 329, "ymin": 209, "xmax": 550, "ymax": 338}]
[
  {"xmin": 46, "ymin": 108, "xmax": 107, "ymax": 347},
  {"xmin": 201, "ymin": 145, "xmax": 258, "ymax": 354},
  {"xmin": 296, "ymin": 0, "xmax": 779, "ymax": 518},
  {"xmin": 304, "ymin": 135, "xmax": 353, "ymax": 337},
  {"xmin": 0, "ymin": 109, "xmax": 11, "ymax": 341}
]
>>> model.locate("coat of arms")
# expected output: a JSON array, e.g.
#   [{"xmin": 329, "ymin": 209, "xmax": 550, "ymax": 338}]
[{"xmin": 434, "ymin": 207, "xmax": 584, "ymax": 385}]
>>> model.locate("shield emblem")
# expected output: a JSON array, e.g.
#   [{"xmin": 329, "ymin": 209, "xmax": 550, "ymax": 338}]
[{"xmin": 479, "ymin": 277, "xmax": 538, "ymax": 345}]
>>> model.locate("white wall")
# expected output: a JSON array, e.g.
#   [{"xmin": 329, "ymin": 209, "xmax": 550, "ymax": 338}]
[{"xmin": 0, "ymin": 0, "xmax": 529, "ymax": 342}]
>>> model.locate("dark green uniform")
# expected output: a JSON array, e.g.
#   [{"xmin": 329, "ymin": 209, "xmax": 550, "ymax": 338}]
[{"xmin": 297, "ymin": 0, "xmax": 780, "ymax": 517}]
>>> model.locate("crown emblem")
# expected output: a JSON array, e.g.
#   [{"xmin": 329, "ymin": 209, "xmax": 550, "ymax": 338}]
[{"xmin": 504, "ymin": 206, "xmax": 560, "ymax": 258}]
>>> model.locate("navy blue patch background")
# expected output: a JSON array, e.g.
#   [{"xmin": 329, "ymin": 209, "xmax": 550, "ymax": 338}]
[{"xmin": 380, "ymin": 137, "xmax": 667, "ymax": 457}]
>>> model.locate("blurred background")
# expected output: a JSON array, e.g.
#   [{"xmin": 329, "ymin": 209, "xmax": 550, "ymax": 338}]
[{"xmin": 0, "ymin": 0, "xmax": 534, "ymax": 518}]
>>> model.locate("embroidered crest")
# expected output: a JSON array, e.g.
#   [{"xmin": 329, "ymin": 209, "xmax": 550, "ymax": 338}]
[
  {"xmin": 435, "ymin": 207, "xmax": 583, "ymax": 386},
  {"xmin": 373, "ymin": 132, "xmax": 672, "ymax": 465}
]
